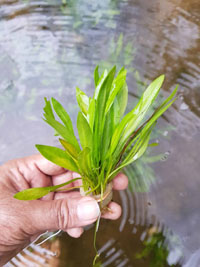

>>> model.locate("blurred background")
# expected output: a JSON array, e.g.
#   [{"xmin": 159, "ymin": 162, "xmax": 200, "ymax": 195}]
[{"xmin": 0, "ymin": 0, "xmax": 200, "ymax": 266}]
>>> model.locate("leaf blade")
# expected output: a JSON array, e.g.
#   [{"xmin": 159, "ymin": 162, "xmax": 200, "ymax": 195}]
[
  {"xmin": 77, "ymin": 112, "xmax": 92, "ymax": 149},
  {"xmin": 110, "ymin": 74, "xmax": 165, "ymax": 156},
  {"xmin": 36, "ymin": 144, "xmax": 79, "ymax": 172},
  {"xmin": 76, "ymin": 87, "xmax": 89, "ymax": 116},
  {"xmin": 14, "ymin": 178, "xmax": 81, "ymax": 200},
  {"xmin": 59, "ymin": 138, "xmax": 79, "ymax": 160}
]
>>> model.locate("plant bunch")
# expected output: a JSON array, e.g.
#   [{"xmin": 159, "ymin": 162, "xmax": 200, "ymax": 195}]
[{"xmin": 14, "ymin": 66, "xmax": 177, "ymax": 200}]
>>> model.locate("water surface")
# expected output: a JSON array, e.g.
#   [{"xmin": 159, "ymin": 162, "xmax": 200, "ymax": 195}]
[{"xmin": 0, "ymin": 0, "xmax": 200, "ymax": 266}]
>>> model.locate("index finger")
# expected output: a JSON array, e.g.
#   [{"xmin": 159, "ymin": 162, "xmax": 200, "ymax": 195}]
[{"xmin": 26, "ymin": 154, "xmax": 66, "ymax": 176}]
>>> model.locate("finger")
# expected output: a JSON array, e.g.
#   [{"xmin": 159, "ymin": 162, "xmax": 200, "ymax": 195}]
[
  {"xmin": 54, "ymin": 191, "xmax": 81, "ymax": 200},
  {"xmin": 52, "ymin": 172, "xmax": 82, "ymax": 189},
  {"xmin": 26, "ymin": 154, "xmax": 66, "ymax": 176},
  {"xmin": 66, "ymin": 228, "xmax": 84, "ymax": 238},
  {"xmin": 101, "ymin": 202, "xmax": 122, "ymax": 220},
  {"xmin": 112, "ymin": 173, "xmax": 128, "ymax": 191},
  {"xmin": 27, "ymin": 196, "xmax": 100, "ymax": 234},
  {"xmin": 25, "ymin": 164, "xmax": 54, "ymax": 201}
]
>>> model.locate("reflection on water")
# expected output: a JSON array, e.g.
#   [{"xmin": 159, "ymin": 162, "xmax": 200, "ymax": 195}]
[{"xmin": 0, "ymin": 0, "xmax": 200, "ymax": 266}]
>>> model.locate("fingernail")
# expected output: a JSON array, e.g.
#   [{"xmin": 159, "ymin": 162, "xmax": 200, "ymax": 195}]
[{"xmin": 77, "ymin": 198, "xmax": 100, "ymax": 221}]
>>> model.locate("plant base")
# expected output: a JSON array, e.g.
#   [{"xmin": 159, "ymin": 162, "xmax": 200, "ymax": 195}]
[{"xmin": 80, "ymin": 183, "xmax": 113, "ymax": 210}]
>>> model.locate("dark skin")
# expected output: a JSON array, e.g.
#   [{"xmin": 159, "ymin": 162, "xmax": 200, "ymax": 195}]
[{"xmin": 0, "ymin": 154, "xmax": 128, "ymax": 265}]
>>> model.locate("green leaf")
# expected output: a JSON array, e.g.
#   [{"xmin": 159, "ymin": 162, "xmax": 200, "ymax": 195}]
[
  {"xmin": 15, "ymin": 187, "xmax": 51, "ymax": 200},
  {"xmin": 93, "ymin": 66, "xmax": 116, "ymax": 164},
  {"xmin": 110, "ymin": 75, "xmax": 165, "ymax": 156},
  {"xmin": 59, "ymin": 138, "xmax": 79, "ymax": 160},
  {"xmin": 101, "ymin": 107, "xmax": 114, "ymax": 161},
  {"xmin": 51, "ymin": 98, "xmax": 74, "ymax": 134},
  {"xmin": 77, "ymin": 147, "xmax": 91, "ymax": 177},
  {"xmin": 122, "ymin": 75, "xmax": 165, "ymax": 141},
  {"xmin": 77, "ymin": 112, "xmax": 92, "ymax": 149},
  {"xmin": 43, "ymin": 114, "xmax": 80, "ymax": 152},
  {"xmin": 107, "ymin": 125, "xmax": 155, "ymax": 182},
  {"xmin": 14, "ymin": 178, "xmax": 81, "ymax": 200},
  {"xmin": 140, "ymin": 97, "xmax": 176, "ymax": 137},
  {"xmin": 76, "ymin": 87, "xmax": 89, "ymax": 116},
  {"xmin": 44, "ymin": 97, "xmax": 55, "ymax": 118},
  {"xmin": 123, "ymin": 123, "xmax": 156, "ymax": 165},
  {"xmin": 148, "ymin": 142, "xmax": 159, "ymax": 147},
  {"xmin": 117, "ymin": 82, "xmax": 128, "ymax": 118},
  {"xmin": 94, "ymin": 65, "xmax": 99, "ymax": 87},
  {"xmin": 36, "ymin": 144, "xmax": 79, "ymax": 172},
  {"xmin": 105, "ymin": 68, "xmax": 127, "ymax": 114},
  {"xmin": 87, "ymin": 98, "xmax": 96, "ymax": 130},
  {"xmin": 93, "ymin": 69, "xmax": 108, "ymax": 99}
]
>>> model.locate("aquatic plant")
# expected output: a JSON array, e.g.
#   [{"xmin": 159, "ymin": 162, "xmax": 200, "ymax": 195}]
[
  {"xmin": 135, "ymin": 228, "xmax": 182, "ymax": 267},
  {"xmin": 14, "ymin": 65, "xmax": 177, "ymax": 201}
]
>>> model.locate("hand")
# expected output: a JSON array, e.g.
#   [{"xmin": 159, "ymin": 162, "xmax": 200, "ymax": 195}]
[{"xmin": 0, "ymin": 154, "xmax": 128, "ymax": 265}]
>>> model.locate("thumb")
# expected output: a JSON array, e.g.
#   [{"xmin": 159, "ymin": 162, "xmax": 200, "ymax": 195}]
[{"xmin": 27, "ymin": 196, "xmax": 100, "ymax": 234}]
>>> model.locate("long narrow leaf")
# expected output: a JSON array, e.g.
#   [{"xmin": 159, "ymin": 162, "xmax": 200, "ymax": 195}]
[
  {"xmin": 105, "ymin": 68, "xmax": 127, "ymax": 114},
  {"xmin": 36, "ymin": 144, "xmax": 79, "ymax": 172},
  {"xmin": 107, "ymin": 126, "xmax": 154, "ymax": 182},
  {"xmin": 94, "ymin": 69, "xmax": 108, "ymax": 99},
  {"xmin": 51, "ymin": 98, "xmax": 74, "ymax": 134},
  {"xmin": 76, "ymin": 87, "xmax": 89, "ymax": 116},
  {"xmin": 110, "ymin": 75, "xmax": 165, "ymax": 156},
  {"xmin": 77, "ymin": 112, "xmax": 92, "ymax": 149},
  {"xmin": 44, "ymin": 97, "xmax": 55, "ymax": 118},
  {"xmin": 77, "ymin": 147, "xmax": 91, "ymax": 177},
  {"xmin": 94, "ymin": 65, "xmax": 99, "ymax": 87},
  {"xmin": 87, "ymin": 98, "xmax": 96, "ymax": 130},
  {"xmin": 43, "ymin": 114, "xmax": 80, "ymax": 152},
  {"xmin": 93, "ymin": 66, "xmax": 116, "ymax": 164},
  {"xmin": 14, "ymin": 178, "xmax": 81, "ymax": 200},
  {"xmin": 59, "ymin": 138, "xmax": 79, "ymax": 160}
]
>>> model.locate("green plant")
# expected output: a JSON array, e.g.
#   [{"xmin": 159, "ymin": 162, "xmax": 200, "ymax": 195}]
[{"xmin": 14, "ymin": 65, "xmax": 177, "ymax": 201}]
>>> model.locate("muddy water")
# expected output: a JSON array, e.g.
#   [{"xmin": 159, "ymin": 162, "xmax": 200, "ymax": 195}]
[{"xmin": 0, "ymin": 0, "xmax": 200, "ymax": 266}]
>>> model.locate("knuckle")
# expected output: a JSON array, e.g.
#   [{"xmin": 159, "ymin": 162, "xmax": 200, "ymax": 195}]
[{"xmin": 55, "ymin": 200, "xmax": 70, "ymax": 230}]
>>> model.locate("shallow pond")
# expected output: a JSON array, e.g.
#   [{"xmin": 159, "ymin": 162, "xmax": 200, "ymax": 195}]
[{"xmin": 0, "ymin": 0, "xmax": 200, "ymax": 266}]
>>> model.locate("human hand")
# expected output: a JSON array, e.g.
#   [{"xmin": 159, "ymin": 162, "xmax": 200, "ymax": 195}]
[{"xmin": 0, "ymin": 154, "xmax": 128, "ymax": 265}]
